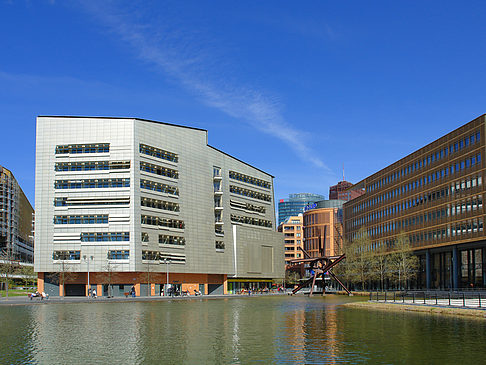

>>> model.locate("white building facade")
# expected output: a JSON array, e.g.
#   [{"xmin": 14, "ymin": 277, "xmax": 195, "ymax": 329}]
[{"xmin": 35, "ymin": 116, "xmax": 284, "ymax": 296}]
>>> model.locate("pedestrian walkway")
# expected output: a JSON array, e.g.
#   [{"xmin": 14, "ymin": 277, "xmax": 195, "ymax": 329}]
[{"xmin": 370, "ymin": 291, "xmax": 486, "ymax": 310}]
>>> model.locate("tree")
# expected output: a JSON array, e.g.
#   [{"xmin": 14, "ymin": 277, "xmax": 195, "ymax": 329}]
[
  {"xmin": 0, "ymin": 247, "xmax": 20, "ymax": 298},
  {"xmin": 369, "ymin": 244, "xmax": 391, "ymax": 291},
  {"xmin": 285, "ymin": 270, "xmax": 301, "ymax": 287},
  {"xmin": 389, "ymin": 233, "xmax": 419, "ymax": 290},
  {"xmin": 345, "ymin": 227, "xmax": 372, "ymax": 290},
  {"xmin": 19, "ymin": 264, "xmax": 36, "ymax": 288},
  {"xmin": 99, "ymin": 261, "xmax": 118, "ymax": 297},
  {"xmin": 47, "ymin": 261, "xmax": 76, "ymax": 296}
]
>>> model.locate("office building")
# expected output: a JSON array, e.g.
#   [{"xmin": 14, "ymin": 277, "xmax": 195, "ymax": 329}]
[
  {"xmin": 278, "ymin": 215, "xmax": 303, "ymax": 266},
  {"xmin": 35, "ymin": 116, "xmax": 284, "ymax": 296},
  {"xmin": 278, "ymin": 193, "xmax": 325, "ymax": 225},
  {"xmin": 343, "ymin": 114, "xmax": 485, "ymax": 289},
  {"xmin": 0, "ymin": 165, "xmax": 34, "ymax": 262},
  {"xmin": 329, "ymin": 181, "xmax": 365, "ymax": 201},
  {"xmin": 303, "ymin": 200, "xmax": 344, "ymax": 258}
]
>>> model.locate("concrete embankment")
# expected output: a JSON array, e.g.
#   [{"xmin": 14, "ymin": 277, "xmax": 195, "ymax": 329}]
[{"xmin": 343, "ymin": 301, "xmax": 486, "ymax": 319}]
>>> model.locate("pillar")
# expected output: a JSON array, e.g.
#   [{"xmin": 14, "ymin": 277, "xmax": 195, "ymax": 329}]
[
  {"xmin": 223, "ymin": 274, "xmax": 228, "ymax": 295},
  {"xmin": 425, "ymin": 250, "xmax": 431, "ymax": 290},
  {"xmin": 452, "ymin": 245, "xmax": 459, "ymax": 290},
  {"xmin": 135, "ymin": 283, "xmax": 140, "ymax": 296},
  {"xmin": 37, "ymin": 272, "xmax": 44, "ymax": 292}
]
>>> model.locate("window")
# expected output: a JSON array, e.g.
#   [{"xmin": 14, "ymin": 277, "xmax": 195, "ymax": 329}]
[
  {"xmin": 230, "ymin": 214, "xmax": 272, "ymax": 228},
  {"xmin": 141, "ymin": 232, "xmax": 149, "ymax": 242},
  {"xmin": 81, "ymin": 232, "xmax": 129, "ymax": 242},
  {"xmin": 54, "ymin": 215, "xmax": 108, "ymax": 224},
  {"xmin": 141, "ymin": 197, "xmax": 179, "ymax": 212},
  {"xmin": 54, "ymin": 197, "xmax": 130, "ymax": 207},
  {"xmin": 158, "ymin": 234, "xmax": 185, "ymax": 245},
  {"xmin": 140, "ymin": 179, "xmax": 178, "ymax": 196},
  {"xmin": 52, "ymin": 250, "xmax": 80, "ymax": 260},
  {"xmin": 55, "ymin": 143, "xmax": 109, "ymax": 154},
  {"xmin": 215, "ymin": 241, "xmax": 225, "ymax": 250},
  {"xmin": 213, "ymin": 167, "xmax": 222, "ymax": 177},
  {"xmin": 140, "ymin": 162, "xmax": 178, "ymax": 179},
  {"xmin": 55, "ymin": 161, "xmax": 130, "ymax": 171},
  {"xmin": 139, "ymin": 143, "xmax": 178, "ymax": 163},
  {"xmin": 229, "ymin": 200, "xmax": 266, "ymax": 214},
  {"xmin": 229, "ymin": 171, "xmax": 271, "ymax": 189},
  {"xmin": 142, "ymin": 251, "xmax": 159, "ymax": 260},
  {"xmin": 55, "ymin": 179, "xmax": 130, "ymax": 189},
  {"xmin": 108, "ymin": 250, "xmax": 129, "ymax": 260},
  {"xmin": 229, "ymin": 185, "xmax": 271, "ymax": 202},
  {"xmin": 142, "ymin": 215, "xmax": 185, "ymax": 229}
]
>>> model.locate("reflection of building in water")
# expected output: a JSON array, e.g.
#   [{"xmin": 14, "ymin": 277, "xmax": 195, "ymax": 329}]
[{"xmin": 35, "ymin": 116, "xmax": 284, "ymax": 297}]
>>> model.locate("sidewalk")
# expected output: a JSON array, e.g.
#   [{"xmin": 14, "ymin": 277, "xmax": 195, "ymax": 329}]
[{"xmin": 0, "ymin": 292, "xmax": 286, "ymax": 306}]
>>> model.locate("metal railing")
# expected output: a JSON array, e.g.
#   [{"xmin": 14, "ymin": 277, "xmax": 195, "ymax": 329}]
[{"xmin": 369, "ymin": 290, "xmax": 486, "ymax": 308}]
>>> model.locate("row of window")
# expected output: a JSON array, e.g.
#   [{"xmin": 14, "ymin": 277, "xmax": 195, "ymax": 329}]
[
  {"xmin": 54, "ymin": 197, "xmax": 130, "ymax": 206},
  {"xmin": 141, "ymin": 197, "xmax": 179, "ymax": 212},
  {"xmin": 229, "ymin": 185, "xmax": 271, "ymax": 202},
  {"xmin": 54, "ymin": 215, "xmax": 108, "ymax": 224},
  {"xmin": 55, "ymin": 179, "xmax": 130, "ymax": 189},
  {"xmin": 55, "ymin": 161, "xmax": 130, "ymax": 171},
  {"xmin": 368, "ymin": 195, "xmax": 483, "ymax": 237},
  {"xmin": 55, "ymin": 143, "xmax": 110, "ymax": 154},
  {"xmin": 141, "ymin": 251, "xmax": 185, "ymax": 263},
  {"xmin": 229, "ymin": 171, "xmax": 271, "ymax": 189},
  {"xmin": 108, "ymin": 250, "xmax": 129, "ymax": 260},
  {"xmin": 367, "ymin": 130, "xmax": 481, "ymax": 193},
  {"xmin": 141, "ymin": 215, "xmax": 185, "ymax": 229},
  {"xmin": 80, "ymin": 232, "xmax": 130, "ymax": 242},
  {"xmin": 140, "ymin": 143, "xmax": 178, "ymax": 163},
  {"xmin": 52, "ymin": 250, "xmax": 81, "ymax": 260},
  {"xmin": 408, "ymin": 218, "xmax": 484, "ymax": 245},
  {"xmin": 230, "ymin": 214, "xmax": 272, "ymax": 228},
  {"xmin": 356, "ymin": 153, "xmax": 482, "ymax": 214},
  {"xmin": 229, "ymin": 200, "xmax": 266, "ymax": 214},
  {"xmin": 159, "ymin": 234, "xmax": 185, "ymax": 245},
  {"xmin": 140, "ymin": 179, "xmax": 178, "ymax": 196},
  {"xmin": 352, "ymin": 175, "xmax": 483, "ymax": 228},
  {"xmin": 53, "ymin": 251, "xmax": 129, "ymax": 261},
  {"xmin": 140, "ymin": 162, "xmax": 178, "ymax": 179}
]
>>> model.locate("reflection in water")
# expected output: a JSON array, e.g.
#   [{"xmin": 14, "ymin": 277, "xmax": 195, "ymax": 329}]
[{"xmin": 1, "ymin": 296, "xmax": 486, "ymax": 364}]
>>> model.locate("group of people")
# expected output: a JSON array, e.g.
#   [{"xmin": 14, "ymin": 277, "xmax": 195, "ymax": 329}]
[
  {"xmin": 88, "ymin": 288, "xmax": 97, "ymax": 298},
  {"xmin": 29, "ymin": 291, "xmax": 48, "ymax": 300}
]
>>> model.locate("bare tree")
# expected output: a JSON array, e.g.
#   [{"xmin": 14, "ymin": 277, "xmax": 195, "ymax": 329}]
[
  {"xmin": 47, "ymin": 261, "xmax": 76, "ymax": 297},
  {"xmin": 99, "ymin": 261, "xmax": 118, "ymax": 297}
]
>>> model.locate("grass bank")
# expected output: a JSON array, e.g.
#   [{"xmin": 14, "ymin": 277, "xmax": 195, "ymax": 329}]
[
  {"xmin": 0, "ymin": 289, "xmax": 34, "ymax": 297},
  {"xmin": 343, "ymin": 301, "xmax": 486, "ymax": 319}
]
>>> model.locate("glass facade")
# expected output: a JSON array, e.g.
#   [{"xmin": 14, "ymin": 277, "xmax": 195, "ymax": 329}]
[{"xmin": 278, "ymin": 193, "xmax": 325, "ymax": 225}]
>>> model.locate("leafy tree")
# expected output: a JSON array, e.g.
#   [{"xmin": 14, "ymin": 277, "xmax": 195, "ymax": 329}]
[
  {"xmin": 285, "ymin": 270, "xmax": 301, "ymax": 286},
  {"xmin": 389, "ymin": 233, "xmax": 418, "ymax": 290},
  {"xmin": 369, "ymin": 244, "xmax": 391, "ymax": 291},
  {"xmin": 345, "ymin": 227, "xmax": 372, "ymax": 290},
  {"xmin": 0, "ymin": 247, "xmax": 20, "ymax": 298}
]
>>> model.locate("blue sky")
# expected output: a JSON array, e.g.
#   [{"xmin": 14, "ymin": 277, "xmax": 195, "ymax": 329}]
[{"xmin": 1, "ymin": 1, "xmax": 486, "ymax": 206}]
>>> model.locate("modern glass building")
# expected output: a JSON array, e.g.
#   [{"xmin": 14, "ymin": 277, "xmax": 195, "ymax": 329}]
[
  {"xmin": 278, "ymin": 193, "xmax": 325, "ymax": 225},
  {"xmin": 344, "ymin": 114, "xmax": 486, "ymax": 289}
]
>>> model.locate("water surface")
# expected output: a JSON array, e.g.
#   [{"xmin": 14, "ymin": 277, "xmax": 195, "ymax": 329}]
[{"xmin": 1, "ymin": 295, "xmax": 485, "ymax": 364}]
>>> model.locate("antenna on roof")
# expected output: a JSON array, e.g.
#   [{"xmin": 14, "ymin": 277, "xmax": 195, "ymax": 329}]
[{"xmin": 342, "ymin": 164, "xmax": 345, "ymax": 182}]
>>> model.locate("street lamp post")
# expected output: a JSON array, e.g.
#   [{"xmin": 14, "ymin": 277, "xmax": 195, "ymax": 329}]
[
  {"xmin": 164, "ymin": 259, "xmax": 171, "ymax": 296},
  {"xmin": 84, "ymin": 255, "xmax": 94, "ymax": 296}
]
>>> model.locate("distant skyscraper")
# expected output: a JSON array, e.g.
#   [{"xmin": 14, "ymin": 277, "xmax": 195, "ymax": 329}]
[
  {"xmin": 329, "ymin": 181, "xmax": 364, "ymax": 201},
  {"xmin": 278, "ymin": 193, "xmax": 325, "ymax": 225},
  {"xmin": 0, "ymin": 165, "xmax": 34, "ymax": 262}
]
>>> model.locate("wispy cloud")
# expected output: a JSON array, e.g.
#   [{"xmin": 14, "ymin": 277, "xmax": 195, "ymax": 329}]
[{"xmin": 76, "ymin": 2, "xmax": 329, "ymax": 171}]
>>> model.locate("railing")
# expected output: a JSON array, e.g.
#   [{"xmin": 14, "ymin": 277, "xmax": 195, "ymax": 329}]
[{"xmin": 369, "ymin": 290, "xmax": 486, "ymax": 308}]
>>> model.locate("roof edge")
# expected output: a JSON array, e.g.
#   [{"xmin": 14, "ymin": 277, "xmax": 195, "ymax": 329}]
[{"xmin": 37, "ymin": 115, "xmax": 208, "ymax": 132}]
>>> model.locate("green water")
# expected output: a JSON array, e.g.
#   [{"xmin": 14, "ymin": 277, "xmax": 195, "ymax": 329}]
[{"xmin": 1, "ymin": 295, "xmax": 485, "ymax": 364}]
